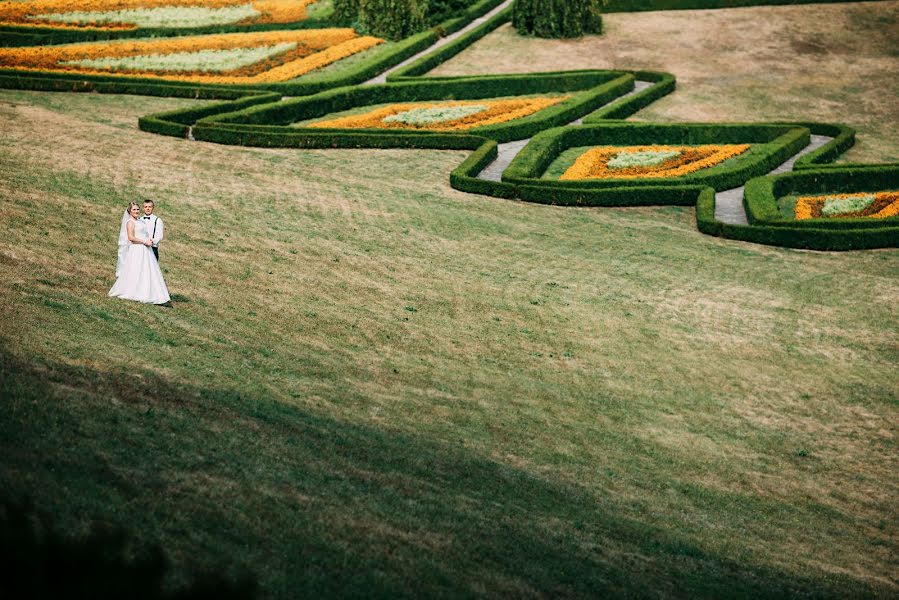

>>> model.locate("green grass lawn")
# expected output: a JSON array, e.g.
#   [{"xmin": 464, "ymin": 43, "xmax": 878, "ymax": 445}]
[{"xmin": 1, "ymin": 4, "xmax": 898, "ymax": 596}]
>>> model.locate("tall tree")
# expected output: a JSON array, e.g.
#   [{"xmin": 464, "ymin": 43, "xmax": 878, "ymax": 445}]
[{"xmin": 513, "ymin": 0, "xmax": 603, "ymax": 38}]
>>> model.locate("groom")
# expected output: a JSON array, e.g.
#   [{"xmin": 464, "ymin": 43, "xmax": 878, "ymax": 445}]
[{"xmin": 141, "ymin": 199, "xmax": 164, "ymax": 261}]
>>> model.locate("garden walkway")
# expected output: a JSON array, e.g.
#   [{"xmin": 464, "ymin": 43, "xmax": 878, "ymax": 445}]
[
  {"xmin": 714, "ymin": 134, "xmax": 833, "ymax": 224},
  {"xmin": 364, "ymin": 0, "xmax": 515, "ymax": 85}
]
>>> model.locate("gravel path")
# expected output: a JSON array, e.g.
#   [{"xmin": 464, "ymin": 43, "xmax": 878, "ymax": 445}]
[
  {"xmin": 364, "ymin": 0, "xmax": 515, "ymax": 86},
  {"xmin": 714, "ymin": 134, "xmax": 833, "ymax": 224},
  {"xmin": 476, "ymin": 81, "xmax": 654, "ymax": 182}
]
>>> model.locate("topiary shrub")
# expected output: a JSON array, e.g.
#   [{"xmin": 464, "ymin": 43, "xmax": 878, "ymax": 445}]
[
  {"xmin": 513, "ymin": 0, "xmax": 603, "ymax": 38},
  {"xmin": 358, "ymin": 0, "xmax": 429, "ymax": 40}
]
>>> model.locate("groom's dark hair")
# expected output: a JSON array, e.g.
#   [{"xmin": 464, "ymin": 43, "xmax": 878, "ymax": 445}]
[{"xmin": 143, "ymin": 199, "xmax": 154, "ymax": 206}]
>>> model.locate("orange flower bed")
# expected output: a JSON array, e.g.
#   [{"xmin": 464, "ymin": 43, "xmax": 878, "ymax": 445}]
[
  {"xmin": 0, "ymin": 0, "xmax": 315, "ymax": 30},
  {"xmin": 0, "ymin": 29, "xmax": 383, "ymax": 84},
  {"xmin": 560, "ymin": 144, "xmax": 750, "ymax": 180},
  {"xmin": 795, "ymin": 191, "xmax": 899, "ymax": 220},
  {"xmin": 308, "ymin": 97, "xmax": 569, "ymax": 131}
]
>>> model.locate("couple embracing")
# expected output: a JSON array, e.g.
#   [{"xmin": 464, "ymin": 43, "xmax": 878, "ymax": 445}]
[{"xmin": 109, "ymin": 199, "xmax": 170, "ymax": 305}]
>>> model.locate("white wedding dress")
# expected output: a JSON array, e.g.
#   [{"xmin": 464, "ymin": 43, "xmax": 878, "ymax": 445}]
[{"xmin": 109, "ymin": 218, "xmax": 170, "ymax": 304}]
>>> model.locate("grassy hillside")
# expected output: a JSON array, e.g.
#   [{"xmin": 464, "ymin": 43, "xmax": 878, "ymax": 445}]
[{"xmin": 1, "ymin": 2, "xmax": 897, "ymax": 597}]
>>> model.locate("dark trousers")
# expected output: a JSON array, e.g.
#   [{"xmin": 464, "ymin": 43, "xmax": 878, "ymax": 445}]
[{"xmin": 152, "ymin": 246, "xmax": 159, "ymax": 261}]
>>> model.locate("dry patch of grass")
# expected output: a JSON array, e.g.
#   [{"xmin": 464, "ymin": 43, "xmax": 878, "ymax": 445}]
[{"xmin": 430, "ymin": 1, "xmax": 899, "ymax": 162}]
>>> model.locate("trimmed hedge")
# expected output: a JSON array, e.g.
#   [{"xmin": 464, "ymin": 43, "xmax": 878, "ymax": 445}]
[
  {"xmin": 743, "ymin": 165, "xmax": 899, "ymax": 230},
  {"xmin": 388, "ymin": 5, "xmax": 513, "ymax": 80},
  {"xmin": 697, "ymin": 188, "xmax": 898, "ymax": 251},
  {"xmin": 582, "ymin": 71, "xmax": 675, "ymax": 121},
  {"xmin": 193, "ymin": 122, "xmax": 487, "ymax": 150},
  {"xmin": 197, "ymin": 71, "xmax": 636, "ymax": 144},
  {"xmin": 501, "ymin": 122, "xmax": 810, "ymax": 191},
  {"xmin": 791, "ymin": 122, "xmax": 856, "ymax": 169},
  {"xmin": 140, "ymin": 92, "xmax": 282, "ymax": 138}
]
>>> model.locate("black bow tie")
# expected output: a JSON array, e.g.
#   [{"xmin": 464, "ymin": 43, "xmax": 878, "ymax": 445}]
[{"xmin": 142, "ymin": 216, "xmax": 151, "ymax": 219}]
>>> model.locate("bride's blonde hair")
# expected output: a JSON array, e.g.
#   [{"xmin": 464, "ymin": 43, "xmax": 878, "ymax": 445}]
[{"xmin": 127, "ymin": 201, "xmax": 140, "ymax": 212}]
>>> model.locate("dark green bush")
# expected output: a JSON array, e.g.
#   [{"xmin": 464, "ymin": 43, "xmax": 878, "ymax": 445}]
[
  {"xmin": 332, "ymin": 0, "xmax": 362, "ymax": 24},
  {"xmin": 358, "ymin": 0, "xmax": 428, "ymax": 40},
  {"xmin": 512, "ymin": 0, "xmax": 603, "ymax": 38}
]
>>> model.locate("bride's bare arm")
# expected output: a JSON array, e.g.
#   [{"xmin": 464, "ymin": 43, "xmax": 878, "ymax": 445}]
[{"xmin": 126, "ymin": 221, "xmax": 152, "ymax": 245}]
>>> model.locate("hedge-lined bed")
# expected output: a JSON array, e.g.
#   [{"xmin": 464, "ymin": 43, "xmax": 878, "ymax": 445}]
[
  {"xmin": 0, "ymin": 0, "xmax": 507, "ymax": 46},
  {"xmin": 743, "ymin": 165, "xmax": 899, "ymax": 230},
  {"xmin": 193, "ymin": 70, "xmax": 636, "ymax": 144},
  {"xmin": 0, "ymin": 0, "xmax": 505, "ymax": 97},
  {"xmin": 501, "ymin": 122, "xmax": 810, "ymax": 191}
]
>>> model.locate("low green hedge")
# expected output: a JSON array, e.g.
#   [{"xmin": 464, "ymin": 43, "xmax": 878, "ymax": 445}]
[
  {"xmin": 431, "ymin": 0, "xmax": 508, "ymax": 36},
  {"xmin": 198, "ymin": 71, "xmax": 636, "ymax": 143},
  {"xmin": 139, "ymin": 92, "xmax": 281, "ymax": 138},
  {"xmin": 502, "ymin": 122, "xmax": 810, "ymax": 191},
  {"xmin": 697, "ymin": 203, "xmax": 898, "ymax": 251},
  {"xmin": 193, "ymin": 122, "xmax": 486, "ymax": 150},
  {"xmin": 389, "ymin": 5, "xmax": 513, "ymax": 80},
  {"xmin": 742, "ymin": 165, "xmax": 899, "ymax": 230},
  {"xmin": 582, "ymin": 71, "xmax": 676, "ymax": 121},
  {"xmin": 791, "ymin": 122, "xmax": 856, "ymax": 169}
]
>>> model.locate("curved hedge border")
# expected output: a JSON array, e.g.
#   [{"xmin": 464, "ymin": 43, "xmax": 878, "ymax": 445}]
[
  {"xmin": 500, "ymin": 122, "xmax": 810, "ymax": 191},
  {"xmin": 743, "ymin": 165, "xmax": 899, "ymax": 230},
  {"xmin": 196, "ymin": 71, "xmax": 637, "ymax": 144},
  {"xmin": 1, "ymin": 0, "xmax": 894, "ymax": 250}
]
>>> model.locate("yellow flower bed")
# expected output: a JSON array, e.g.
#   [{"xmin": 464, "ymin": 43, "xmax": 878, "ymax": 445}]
[
  {"xmin": 0, "ymin": 0, "xmax": 315, "ymax": 30},
  {"xmin": 0, "ymin": 29, "xmax": 383, "ymax": 84},
  {"xmin": 560, "ymin": 144, "xmax": 750, "ymax": 180},
  {"xmin": 308, "ymin": 97, "xmax": 569, "ymax": 131},
  {"xmin": 795, "ymin": 191, "xmax": 899, "ymax": 220}
]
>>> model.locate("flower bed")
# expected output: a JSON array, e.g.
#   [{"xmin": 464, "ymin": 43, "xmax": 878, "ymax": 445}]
[
  {"xmin": 0, "ymin": 0, "xmax": 315, "ymax": 30},
  {"xmin": 559, "ymin": 144, "xmax": 750, "ymax": 180},
  {"xmin": 307, "ymin": 97, "xmax": 570, "ymax": 131},
  {"xmin": 794, "ymin": 191, "xmax": 899, "ymax": 220},
  {"xmin": 0, "ymin": 29, "xmax": 383, "ymax": 84}
]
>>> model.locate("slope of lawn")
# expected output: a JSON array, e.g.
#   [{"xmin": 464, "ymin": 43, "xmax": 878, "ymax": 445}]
[{"xmin": 1, "ymin": 2, "xmax": 897, "ymax": 596}]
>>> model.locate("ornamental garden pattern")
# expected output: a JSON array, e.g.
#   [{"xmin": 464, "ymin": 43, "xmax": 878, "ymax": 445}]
[{"xmin": 0, "ymin": 0, "xmax": 895, "ymax": 250}]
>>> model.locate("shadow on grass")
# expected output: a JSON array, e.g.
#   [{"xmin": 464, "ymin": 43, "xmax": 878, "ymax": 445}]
[{"xmin": 0, "ymin": 348, "xmax": 876, "ymax": 599}]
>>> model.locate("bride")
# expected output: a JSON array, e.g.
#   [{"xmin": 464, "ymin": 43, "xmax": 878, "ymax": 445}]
[{"xmin": 109, "ymin": 202, "xmax": 170, "ymax": 305}]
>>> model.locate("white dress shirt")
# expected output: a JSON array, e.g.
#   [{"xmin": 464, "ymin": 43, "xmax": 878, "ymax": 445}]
[{"xmin": 142, "ymin": 214, "xmax": 164, "ymax": 248}]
